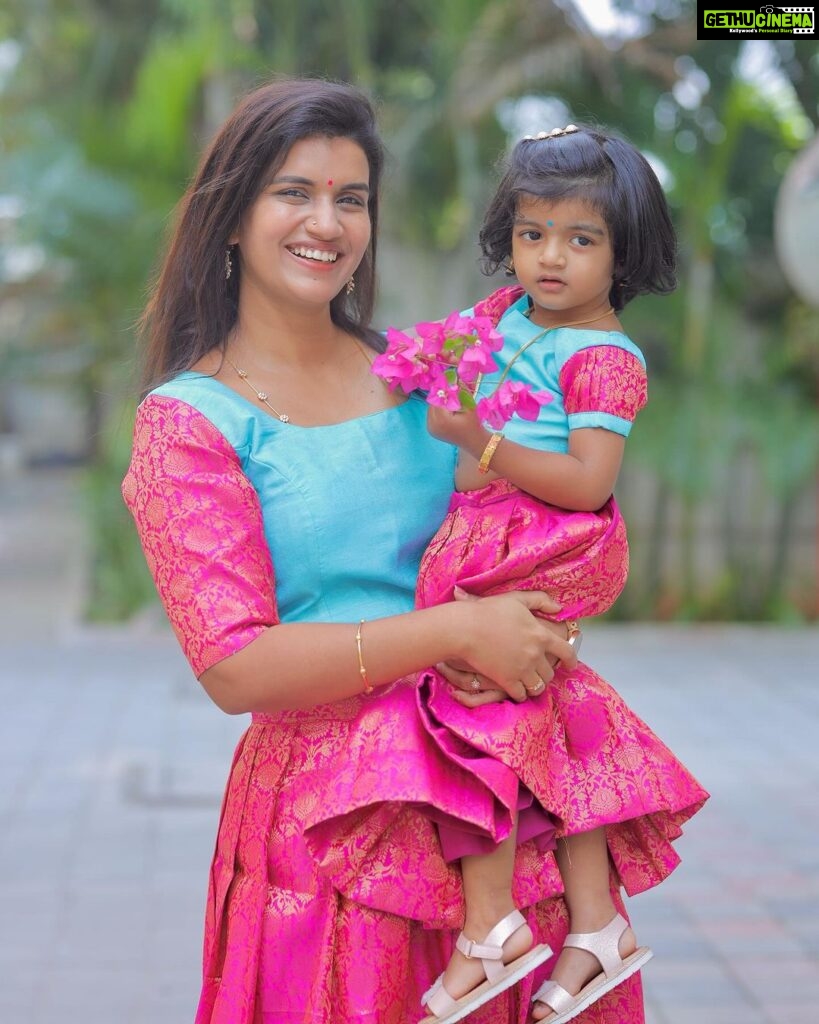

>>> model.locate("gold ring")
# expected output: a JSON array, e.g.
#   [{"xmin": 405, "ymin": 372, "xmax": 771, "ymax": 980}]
[{"xmin": 524, "ymin": 679, "xmax": 545, "ymax": 695}]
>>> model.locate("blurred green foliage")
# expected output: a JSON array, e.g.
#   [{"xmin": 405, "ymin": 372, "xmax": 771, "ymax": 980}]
[{"xmin": 0, "ymin": 0, "xmax": 817, "ymax": 619}]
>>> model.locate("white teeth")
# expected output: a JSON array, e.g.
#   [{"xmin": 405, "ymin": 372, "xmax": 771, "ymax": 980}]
[{"xmin": 290, "ymin": 247, "xmax": 338, "ymax": 263}]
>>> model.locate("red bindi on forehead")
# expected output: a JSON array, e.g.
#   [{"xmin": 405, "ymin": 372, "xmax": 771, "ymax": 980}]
[{"xmin": 327, "ymin": 179, "xmax": 333, "ymax": 186}]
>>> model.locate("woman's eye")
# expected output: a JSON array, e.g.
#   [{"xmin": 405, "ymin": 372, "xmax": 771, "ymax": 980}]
[
  {"xmin": 276, "ymin": 188, "xmax": 308, "ymax": 199},
  {"xmin": 338, "ymin": 194, "xmax": 366, "ymax": 207}
]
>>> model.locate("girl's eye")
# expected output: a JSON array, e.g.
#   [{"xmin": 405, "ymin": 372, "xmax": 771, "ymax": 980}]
[
  {"xmin": 572, "ymin": 235, "xmax": 592, "ymax": 247},
  {"xmin": 520, "ymin": 229, "xmax": 541, "ymax": 241}
]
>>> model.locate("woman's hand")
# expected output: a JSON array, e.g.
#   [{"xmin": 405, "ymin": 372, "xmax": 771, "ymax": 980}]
[
  {"xmin": 448, "ymin": 587, "xmax": 578, "ymax": 703},
  {"xmin": 439, "ymin": 613, "xmax": 577, "ymax": 706}
]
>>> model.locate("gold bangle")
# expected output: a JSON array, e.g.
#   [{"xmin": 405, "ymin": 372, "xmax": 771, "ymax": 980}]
[
  {"xmin": 478, "ymin": 432, "xmax": 504, "ymax": 474},
  {"xmin": 355, "ymin": 619, "xmax": 374, "ymax": 694}
]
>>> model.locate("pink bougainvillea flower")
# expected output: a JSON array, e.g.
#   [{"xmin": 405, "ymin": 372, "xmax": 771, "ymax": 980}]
[
  {"xmin": 511, "ymin": 382, "xmax": 552, "ymax": 420},
  {"xmin": 373, "ymin": 312, "xmax": 551, "ymax": 425},
  {"xmin": 457, "ymin": 341, "xmax": 498, "ymax": 383},
  {"xmin": 476, "ymin": 381, "xmax": 552, "ymax": 429},
  {"xmin": 475, "ymin": 391, "xmax": 512, "ymax": 430},
  {"xmin": 414, "ymin": 320, "xmax": 450, "ymax": 358},
  {"xmin": 371, "ymin": 329, "xmax": 427, "ymax": 392},
  {"xmin": 471, "ymin": 316, "xmax": 504, "ymax": 353},
  {"xmin": 425, "ymin": 367, "xmax": 463, "ymax": 411},
  {"xmin": 440, "ymin": 310, "xmax": 475, "ymax": 338}
]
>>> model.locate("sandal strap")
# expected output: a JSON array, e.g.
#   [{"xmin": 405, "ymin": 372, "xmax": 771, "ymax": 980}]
[
  {"xmin": 455, "ymin": 909, "xmax": 526, "ymax": 962},
  {"xmin": 531, "ymin": 979, "xmax": 574, "ymax": 1013},
  {"xmin": 421, "ymin": 975, "xmax": 458, "ymax": 1017},
  {"xmin": 563, "ymin": 912, "xmax": 627, "ymax": 978}
]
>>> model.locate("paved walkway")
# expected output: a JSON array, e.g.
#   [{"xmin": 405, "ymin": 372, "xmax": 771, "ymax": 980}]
[{"xmin": 1, "ymin": 469, "xmax": 818, "ymax": 1023}]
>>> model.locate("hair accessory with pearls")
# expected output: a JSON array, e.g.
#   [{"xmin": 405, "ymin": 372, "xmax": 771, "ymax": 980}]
[{"xmin": 522, "ymin": 125, "xmax": 579, "ymax": 141}]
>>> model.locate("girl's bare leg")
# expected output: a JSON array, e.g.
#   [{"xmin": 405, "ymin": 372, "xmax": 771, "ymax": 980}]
[
  {"xmin": 532, "ymin": 827, "xmax": 636, "ymax": 1021},
  {"xmin": 438, "ymin": 821, "xmax": 533, "ymax": 999}
]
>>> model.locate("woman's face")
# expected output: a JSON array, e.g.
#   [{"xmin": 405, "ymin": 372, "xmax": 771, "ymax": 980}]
[{"xmin": 232, "ymin": 135, "xmax": 372, "ymax": 314}]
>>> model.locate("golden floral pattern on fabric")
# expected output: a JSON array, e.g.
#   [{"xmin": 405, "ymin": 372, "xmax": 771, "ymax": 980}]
[
  {"xmin": 122, "ymin": 396, "xmax": 278, "ymax": 676},
  {"xmin": 198, "ymin": 715, "xmax": 651, "ymax": 1023},
  {"xmin": 473, "ymin": 284, "xmax": 526, "ymax": 323},
  {"xmin": 418, "ymin": 478, "xmax": 629, "ymax": 620},
  {"xmin": 560, "ymin": 346, "xmax": 648, "ymax": 422}
]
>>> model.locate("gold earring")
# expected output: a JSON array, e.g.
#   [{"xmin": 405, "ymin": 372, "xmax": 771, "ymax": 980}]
[
  {"xmin": 346, "ymin": 277, "xmax": 356, "ymax": 295},
  {"xmin": 504, "ymin": 258, "xmax": 515, "ymax": 277},
  {"xmin": 224, "ymin": 247, "xmax": 233, "ymax": 280}
]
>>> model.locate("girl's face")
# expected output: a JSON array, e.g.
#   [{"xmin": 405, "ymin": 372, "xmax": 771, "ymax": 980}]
[
  {"xmin": 511, "ymin": 195, "xmax": 615, "ymax": 328},
  {"xmin": 232, "ymin": 135, "xmax": 372, "ymax": 315}
]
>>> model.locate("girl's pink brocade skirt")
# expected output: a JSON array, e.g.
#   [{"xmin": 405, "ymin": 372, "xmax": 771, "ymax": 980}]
[{"xmin": 195, "ymin": 481, "xmax": 708, "ymax": 1024}]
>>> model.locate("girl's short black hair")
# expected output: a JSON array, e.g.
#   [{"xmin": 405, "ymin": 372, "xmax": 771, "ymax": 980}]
[{"xmin": 479, "ymin": 124, "xmax": 677, "ymax": 310}]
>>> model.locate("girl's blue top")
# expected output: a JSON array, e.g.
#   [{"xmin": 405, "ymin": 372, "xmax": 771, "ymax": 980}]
[{"xmin": 470, "ymin": 293, "xmax": 646, "ymax": 452}]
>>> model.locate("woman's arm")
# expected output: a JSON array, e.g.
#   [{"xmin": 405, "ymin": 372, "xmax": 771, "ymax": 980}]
[
  {"xmin": 125, "ymin": 396, "xmax": 575, "ymax": 717},
  {"xmin": 200, "ymin": 589, "xmax": 575, "ymax": 715}
]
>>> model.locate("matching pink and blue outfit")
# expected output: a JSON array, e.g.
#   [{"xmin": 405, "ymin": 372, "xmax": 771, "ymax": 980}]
[
  {"xmin": 123, "ymin": 291, "xmax": 707, "ymax": 1024},
  {"xmin": 414, "ymin": 284, "xmax": 663, "ymax": 860}
]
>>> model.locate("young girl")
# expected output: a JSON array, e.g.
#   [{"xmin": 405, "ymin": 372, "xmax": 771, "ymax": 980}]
[{"xmin": 404, "ymin": 124, "xmax": 708, "ymax": 1023}]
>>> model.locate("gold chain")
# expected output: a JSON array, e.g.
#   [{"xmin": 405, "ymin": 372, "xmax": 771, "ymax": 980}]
[
  {"xmin": 473, "ymin": 306, "xmax": 614, "ymax": 398},
  {"xmin": 224, "ymin": 356, "xmax": 291, "ymax": 423},
  {"xmin": 224, "ymin": 339, "xmax": 373, "ymax": 425}
]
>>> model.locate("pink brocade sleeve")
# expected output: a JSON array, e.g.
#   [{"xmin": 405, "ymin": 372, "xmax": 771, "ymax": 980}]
[
  {"xmin": 559, "ymin": 346, "xmax": 648, "ymax": 423},
  {"xmin": 121, "ymin": 395, "xmax": 278, "ymax": 677},
  {"xmin": 472, "ymin": 284, "xmax": 525, "ymax": 323}
]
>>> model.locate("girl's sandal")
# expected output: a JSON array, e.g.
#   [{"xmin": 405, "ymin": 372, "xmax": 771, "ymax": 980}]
[
  {"xmin": 420, "ymin": 909, "xmax": 552, "ymax": 1024},
  {"xmin": 531, "ymin": 913, "xmax": 653, "ymax": 1024}
]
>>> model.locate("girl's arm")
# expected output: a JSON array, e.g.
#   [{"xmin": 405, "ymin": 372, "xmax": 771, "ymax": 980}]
[
  {"xmin": 428, "ymin": 406, "xmax": 624, "ymax": 512},
  {"xmin": 429, "ymin": 338, "xmax": 647, "ymax": 511}
]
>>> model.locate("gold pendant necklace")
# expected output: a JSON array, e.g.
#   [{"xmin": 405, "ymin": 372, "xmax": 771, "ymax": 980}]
[
  {"xmin": 474, "ymin": 305, "xmax": 615, "ymax": 397},
  {"xmin": 224, "ymin": 356, "xmax": 291, "ymax": 423},
  {"xmin": 224, "ymin": 339, "xmax": 373, "ymax": 424}
]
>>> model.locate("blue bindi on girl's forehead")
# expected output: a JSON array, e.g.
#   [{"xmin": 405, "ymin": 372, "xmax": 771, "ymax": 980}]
[{"xmin": 546, "ymin": 220, "xmax": 554, "ymax": 227}]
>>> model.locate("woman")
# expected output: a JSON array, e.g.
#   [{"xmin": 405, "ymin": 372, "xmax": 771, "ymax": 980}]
[{"xmin": 124, "ymin": 77, "xmax": 648, "ymax": 1023}]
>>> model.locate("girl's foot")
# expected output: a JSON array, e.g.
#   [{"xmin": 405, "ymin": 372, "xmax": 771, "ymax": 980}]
[
  {"xmin": 531, "ymin": 914, "xmax": 638, "ymax": 1022},
  {"xmin": 441, "ymin": 910, "xmax": 534, "ymax": 1001},
  {"xmin": 421, "ymin": 908, "xmax": 554, "ymax": 1023}
]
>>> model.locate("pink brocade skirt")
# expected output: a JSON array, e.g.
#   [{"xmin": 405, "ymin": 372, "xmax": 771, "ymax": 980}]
[
  {"xmin": 406, "ymin": 480, "xmax": 708, "ymax": 870},
  {"xmin": 417, "ymin": 479, "xmax": 631, "ymax": 619},
  {"xmin": 195, "ymin": 698, "xmax": 647, "ymax": 1024}
]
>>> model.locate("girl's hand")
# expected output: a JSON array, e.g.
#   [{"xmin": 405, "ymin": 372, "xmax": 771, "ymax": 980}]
[
  {"xmin": 427, "ymin": 405, "xmax": 487, "ymax": 454},
  {"xmin": 436, "ymin": 662, "xmax": 506, "ymax": 705},
  {"xmin": 451, "ymin": 587, "xmax": 577, "ymax": 702}
]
